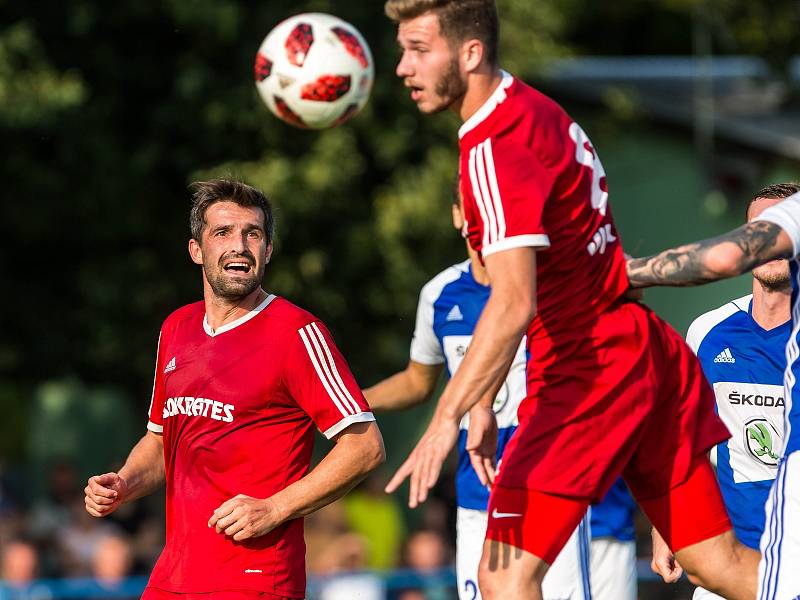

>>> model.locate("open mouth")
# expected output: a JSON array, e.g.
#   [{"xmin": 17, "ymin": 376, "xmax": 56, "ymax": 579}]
[{"xmin": 223, "ymin": 260, "xmax": 252, "ymax": 275}]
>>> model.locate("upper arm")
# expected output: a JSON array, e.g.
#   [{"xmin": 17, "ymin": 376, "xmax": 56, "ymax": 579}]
[
  {"xmin": 331, "ymin": 420, "xmax": 385, "ymax": 463},
  {"xmin": 406, "ymin": 360, "xmax": 444, "ymax": 398},
  {"xmin": 483, "ymin": 246, "xmax": 538, "ymax": 311},
  {"xmin": 286, "ymin": 320, "xmax": 375, "ymax": 440},
  {"xmin": 754, "ymin": 192, "xmax": 800, "ymax": 258}
]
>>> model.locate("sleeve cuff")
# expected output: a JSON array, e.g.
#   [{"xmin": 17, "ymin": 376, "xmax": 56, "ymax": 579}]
[
  {"xmin": 147, "ymin": 421, "xmax": 163, "ymax": 433},
  {"xmin": 323, "ymin": 412, "xmax": 375, "ymax": 439},
  {"xmin": 482, "ymin": 234, "xmax": 550, "ymax": 258}
]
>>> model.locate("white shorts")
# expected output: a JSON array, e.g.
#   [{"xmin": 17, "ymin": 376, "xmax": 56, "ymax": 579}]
[
  {"xmin": 693, "ymin": 586, "xmax": 725, "ymax": 600},
  {"xmin": 589, "ymin": 538, "xmax": 636, "ymax": 600},
  {"xmin": 456, "ymin": 506, "xmax": 592, "ymax": 600},
  {"xmin": 757, "ymin": 450, "xmax": 800, "ymax": 600}
]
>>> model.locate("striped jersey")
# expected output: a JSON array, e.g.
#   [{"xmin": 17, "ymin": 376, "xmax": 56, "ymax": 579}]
[
  {"xmin": 146, "ymin": 295, "xmax": 374, "ymax": 596},
  {"xmin": 686, "ymin": 295, "xmax": 789, "ymax": 549},
  {"xmin": 457, "ymin": 71, "xmax": 630, "ymax": 392},
  {"xmin": 410, "ymin": 260, "xmax": 525, "ymax": 510},
  {"xmin": 755, "ymin": 193, "xmax": 800, "ymax": 456}
]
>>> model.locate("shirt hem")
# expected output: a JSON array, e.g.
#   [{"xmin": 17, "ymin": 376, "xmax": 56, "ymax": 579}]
[
  {"xmin": 146, "ymin": 582, "xmax": 304, "ymax": 598},
  {"xmin": 146, "ymin": 421, "xmax": 163, "ymax": 433}
]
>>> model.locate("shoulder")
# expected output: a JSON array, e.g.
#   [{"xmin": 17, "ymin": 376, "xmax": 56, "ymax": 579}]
[
  {"xmin": 264, "ymin": 296, "xmax": 322, "ymax": 332},
  {"xmin": 419, "ymin": 261, "xmax": 471, "ymax": 307},
  {"xmin": 161, "ymin": 301, "xmax": 204, "ymax": 330},
  {"xmin": 686, "ymin": 295, "xmax": 751, "ymax": 353}
]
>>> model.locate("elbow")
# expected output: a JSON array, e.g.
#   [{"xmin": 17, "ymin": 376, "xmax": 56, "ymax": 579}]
[
  {"xmin": 707, "ymin": 246, "xmax": 745, "ymax": 279},
  {"xmin": 361, "ymin": 426, "xmax": 386, "ymax": 474}
]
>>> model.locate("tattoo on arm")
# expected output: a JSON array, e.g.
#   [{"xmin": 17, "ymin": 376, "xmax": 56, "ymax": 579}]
[{"xmin": 626, "ymin": 221, "xmax": 789, "ymax": 288}]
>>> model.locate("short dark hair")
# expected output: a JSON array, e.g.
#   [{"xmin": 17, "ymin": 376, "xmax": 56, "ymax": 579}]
[
  {"xmin": 189, "ymin": 179, "xmax": 274, "ymax": 243},
  {"xmin": 385, "ymin": 0, "xmax": 499, "ymax": 66},
  {"xmin": 747, "ymin": 182, "xmax": 800, "ymax": 220}
]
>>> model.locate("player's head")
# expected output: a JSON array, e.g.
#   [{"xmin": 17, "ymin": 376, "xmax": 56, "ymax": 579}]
[
  {"xmin": 188, "ymin": 179, "xmax": 274, "ymax": 300},
  {"xmin": 387, "ymin": 0, "xmax": 499, "ymax": 114},
  {"xmin": 747, "ymin": 182, "xmax": 799, "ymax": 290}
]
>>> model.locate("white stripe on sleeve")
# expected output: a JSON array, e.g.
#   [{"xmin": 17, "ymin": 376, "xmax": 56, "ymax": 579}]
[
  {"xmin": 146, "ymin": 331, "xmax": 162, "ymax": 428},
  {"xmin": 482, "ymin": 139, "xmax": 507, "ymax": 241},
  {"xmin": 298, "ymin": 326, "xmax": 353, "ymax": 418},
  {"xmin": 308, "ymin": 322, "xmax": 361, "ymax": 415},
  {"xmin": 469, "ymin": 144, "xmax": 494, "ymax": 249}
]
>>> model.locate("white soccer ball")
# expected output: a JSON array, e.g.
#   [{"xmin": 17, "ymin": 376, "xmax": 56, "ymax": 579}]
[{"xmin": 254, "ymin": 13, "xmax": 374, "ymax": 130}]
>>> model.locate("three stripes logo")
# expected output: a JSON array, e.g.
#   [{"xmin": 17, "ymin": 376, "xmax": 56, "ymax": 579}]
[
  {"xmin": 714, "ymin": 348, "xmax": 736, "ymax": 364},
  {"xmin": 298, "ymin": 322, "xmax": 362, "ymax": 419}
]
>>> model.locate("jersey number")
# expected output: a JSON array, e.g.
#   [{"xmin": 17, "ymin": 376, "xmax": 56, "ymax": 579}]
[{"xmin": 569, "ymin": 122, "xmax": 608, "ymax": 217}]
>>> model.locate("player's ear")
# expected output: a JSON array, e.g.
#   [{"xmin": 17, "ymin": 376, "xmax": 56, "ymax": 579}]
[
  {"xmin": 452, "ymin": 203, "xmax": 464, "ymax": 230},
  {"xmin": 188, "ymin": 238, "xmax": 203, "ymax": 265},
  {"xmin": 462, "ymin": 38, "xmax": 484, "ymax": 73},
  {"xmin": 265, "ymin": 241, "xmax": 273, "ymax": 264}
]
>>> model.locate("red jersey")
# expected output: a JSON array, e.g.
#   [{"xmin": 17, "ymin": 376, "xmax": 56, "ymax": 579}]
[
  {"xmin": 145, "ymin": 295, "xmax": 374, "ymax": 597},
  {"xmin": 458, "ymin": 72, "xmax": 630, "ymax": 376}
]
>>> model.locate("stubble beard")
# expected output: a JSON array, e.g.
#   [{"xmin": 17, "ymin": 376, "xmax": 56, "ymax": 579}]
[
  {"xmin": 753, "ymin": 263, "xmax": 791, "ymax": 292},
  {"xmin": 427, "ymin": 56, "xmax": 467, "ymax": 114},
  {"xmin": 204, "ymin": 257, "xmax": 263, "ymax": 301}
]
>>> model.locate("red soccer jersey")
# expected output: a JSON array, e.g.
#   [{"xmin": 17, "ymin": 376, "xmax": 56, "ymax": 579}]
[
  {"xmin": 144, "ymin": 295, "xmax": 374, "ymax": 597},
  {"xmin": 458, "ymin": 72, "xmax": 630, "ymax": 375}
]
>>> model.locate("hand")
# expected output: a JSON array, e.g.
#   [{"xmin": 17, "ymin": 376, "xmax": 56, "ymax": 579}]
[
  {"xmin": 208, "ymin": 494, "xmax": 282, "ymax": 541},
  {"xmin": 651, "ymin": 527, "xmax": 683, "ymax": 583},
  {"xmin": 84, "ymin": 473, "xmax": 128, "ymax": 517},
  {"xmin": 385, "ymin": 416, "xmax": 459, "ymax": 508},
  {"xmin": 465, "ymin": 405, "xmax": 498, "ymax": 486}
]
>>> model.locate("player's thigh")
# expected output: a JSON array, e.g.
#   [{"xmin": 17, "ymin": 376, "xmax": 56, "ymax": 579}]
[
  {"xmin": 481, "ymin": 485, "xmax": 589, "ymax": 597},
  {"xmin": 631, "ymin": 455, "xmax": 731, "ymax": 553},
  {"xmin": 456, "ymin": 507, "xmax": 488, "ymax": 600},
  {"xmin": 542, "ymin": 511, "xmax": 592, "ymax": 600},
  {"xmin": 589, "ymin": 538, "xmax": 637, "ymax": 600},
  {"xmin": 758, "ymin": 451, "xmax": 800, "ymax": 600}
]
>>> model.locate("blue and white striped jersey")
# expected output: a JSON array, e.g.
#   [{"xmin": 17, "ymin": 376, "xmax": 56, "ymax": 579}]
[
  {"xmin": 686, "ymin": 295, "xmax": 789, "ymax": 549},
  {"xmin": 410, "ymin": 260, "xmax": 526, "ymax": 510}
]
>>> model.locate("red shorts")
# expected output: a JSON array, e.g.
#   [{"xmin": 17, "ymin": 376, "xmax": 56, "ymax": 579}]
[
  {"xmin": 489, "ymin": 300, "xmax": 731, "ymax": 554},
  {"xmin": 142, "ymin": 588, "xmax": 293, "ymax": 600},
  {"xmin": 487, "ymin": 456, "xmax": 731, "ymax": 563}
]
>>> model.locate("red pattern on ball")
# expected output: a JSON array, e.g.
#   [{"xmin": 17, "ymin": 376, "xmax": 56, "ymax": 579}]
[
  {"xmin": 300, "ymin": 74, "xmax": 351, "ymax": 102},
  {"xmin": 285, "ymin": 23, "xmax": 313, "ymax": 67},
  {"xmin": 273, "ymin": 96, "xmax": 307, "ymax": 128},
  {"xmin": 254, "ymin": 52, "xmax": 273, "ymax": 82},
  {"xmin": 331, "ymin": 27, "xmax": 369, "ymax": 68}
]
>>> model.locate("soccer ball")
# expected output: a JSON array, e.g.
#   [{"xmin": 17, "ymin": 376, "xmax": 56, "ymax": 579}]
[{"xmin": 254, "ymin": 13, "xmax": 374, "ymax": 129}]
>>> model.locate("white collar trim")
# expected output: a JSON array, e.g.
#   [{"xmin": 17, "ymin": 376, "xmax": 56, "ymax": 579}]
[
  {"xmin": 203, "ymin": 294, "xmax": 276, "ymax": 337},
  {"xmin": 458, "ymin": 70, "xmax": 514, "ymax": 139}
]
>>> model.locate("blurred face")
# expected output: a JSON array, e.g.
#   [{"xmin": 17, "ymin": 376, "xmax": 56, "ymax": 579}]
[
  {"xmin": 189, "ymin": 201, "xmax": 272, "ymax": 300},
  {"xmin": 396, "ymin": 12, "xmax": 466, "ymax": 114},
  {"xmin": 749, "ymin": 197, "xmax": 790, "ymax": 289}
]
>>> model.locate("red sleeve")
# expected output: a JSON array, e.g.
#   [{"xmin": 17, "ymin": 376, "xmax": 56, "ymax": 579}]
[
  {"xmin": 462, "ymin": 137, "xmax": 553, "ymax": 258},
  {"xmin": 146, "ymin": 327, "xmax": 168, "ymax": 433},
  {"xmin": 284, "ymin": 320, "xmax": 374, "ymax": 439}
]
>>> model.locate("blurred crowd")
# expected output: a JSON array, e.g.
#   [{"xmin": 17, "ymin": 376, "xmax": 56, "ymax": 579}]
[{"xmin": 0, "ymin": 461, "xmax": 458, "ymax": 600}]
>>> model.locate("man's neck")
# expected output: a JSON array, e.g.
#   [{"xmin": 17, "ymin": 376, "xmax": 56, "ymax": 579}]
[
  {"xmin": 453, "ymin": 67, "xmax": 504, "ymax": 123},
  {"xmin": 467, "ymin": 244, "xmax": 489, "ymax": 286},
  {"xmin": 204, "ymin": 287, "xmax": 267, "ymax": 332},
  {"xmin": 751, "ymin": 280, "xmax": 791, "ymax": 331}
]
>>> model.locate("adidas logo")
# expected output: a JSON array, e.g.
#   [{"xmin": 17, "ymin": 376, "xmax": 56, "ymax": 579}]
[
  {"xmin": 714, "ymin": 348, "xmax": 735, "ymax": 364},
  {"xmin": 164, "ymin": 357, "xmax": 177, "ymax": 374},
  {"xmin": 446, "ymin": 305, "xmax": 464, "ymax": 321}
]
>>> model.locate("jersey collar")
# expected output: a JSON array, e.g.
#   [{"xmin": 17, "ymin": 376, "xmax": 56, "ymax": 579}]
[
  {"xmin": 458, "ymin": 70, "xmax": 514, "ymax": 140},
  {"xmin": 203, "ymin": 293, "xmax": 276, "ymax": 337}
]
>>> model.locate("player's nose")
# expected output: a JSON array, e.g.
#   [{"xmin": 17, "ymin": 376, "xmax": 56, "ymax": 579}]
[{"xmin": 396, "ymin": 52, "xmax": 413, "ymax": 78}]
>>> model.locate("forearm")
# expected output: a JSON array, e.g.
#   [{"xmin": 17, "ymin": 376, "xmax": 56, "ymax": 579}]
[
  {"xmin": 364, "ymin": 364, "xmax": 440, "ymax": 411},
  {"xmin": 434, "ymin": 292, "xmax": 530, "ymax": 422},
  {"xmin": 118, "ymin": 431, "xmax": 165, "ymax": 503},
  {"xmin": 268, "ymin": 422, "xmax": 384, "ymax": 522},
  {"xmin": 627, "ymin": 221, "xmax": 789, "ymax": 288}
]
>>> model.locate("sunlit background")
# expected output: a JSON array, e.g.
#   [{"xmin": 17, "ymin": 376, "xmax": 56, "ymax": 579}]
[{"xmin": 1, "ymin": 1, "xmax": 799, "ymax": 598}]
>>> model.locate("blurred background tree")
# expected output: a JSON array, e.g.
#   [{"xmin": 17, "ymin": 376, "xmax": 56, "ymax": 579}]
[{"xmin": 1, "ymin": 0, "xmax": 798, "ymax": 485}]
